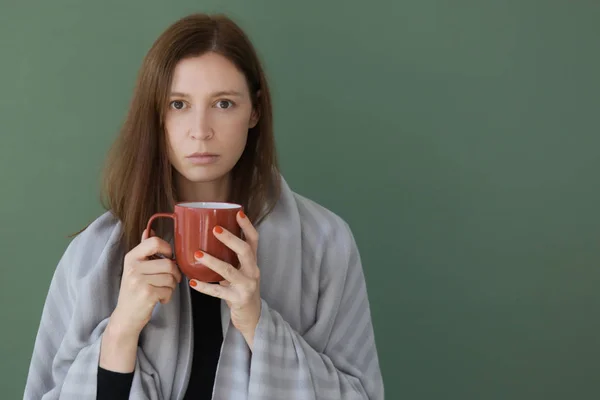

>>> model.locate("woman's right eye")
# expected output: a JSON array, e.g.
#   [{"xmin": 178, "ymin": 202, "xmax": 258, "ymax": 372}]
[{"xmin": 169, "ymin": 100, "xmax": 186, "ymax": 110}]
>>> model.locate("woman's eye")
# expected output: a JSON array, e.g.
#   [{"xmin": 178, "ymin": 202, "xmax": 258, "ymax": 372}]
[
  {"xmin": 216, "ymin": 100, "xmax": 234, "ymax": 109},
  {"xmin": 170, "ymin": 100, "xmax": 186, "ymax": 110}
]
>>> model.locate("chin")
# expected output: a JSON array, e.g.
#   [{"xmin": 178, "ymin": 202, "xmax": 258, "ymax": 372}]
[{"xmin": 179, "ymin": 167, "xmax": 230, "ymax": 184}]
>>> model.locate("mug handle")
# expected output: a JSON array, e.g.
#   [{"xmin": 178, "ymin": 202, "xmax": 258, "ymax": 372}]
[{"xmin": 145, "ymin": 213, "xmax": 177, "ymax": 259}]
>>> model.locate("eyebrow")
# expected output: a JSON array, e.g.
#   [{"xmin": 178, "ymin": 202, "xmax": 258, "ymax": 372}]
[{"xmin": 169, "ymin": 90, "xmax": 244, "ymax": 98}]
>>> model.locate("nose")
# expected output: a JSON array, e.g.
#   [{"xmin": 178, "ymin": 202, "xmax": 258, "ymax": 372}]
[{"xmin": 189, "ymin": 110, "xmax": 214, "ymax": 140}]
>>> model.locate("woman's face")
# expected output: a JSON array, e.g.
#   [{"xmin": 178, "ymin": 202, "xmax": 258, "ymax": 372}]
[{"xmin": 164, "ymin": 52, "xmax": 258, "ymax": 190}]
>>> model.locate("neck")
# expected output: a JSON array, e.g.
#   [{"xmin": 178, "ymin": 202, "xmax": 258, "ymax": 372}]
[{"xmin": 175, "ymin": 173, "xmax": 231, "ymax": 203}]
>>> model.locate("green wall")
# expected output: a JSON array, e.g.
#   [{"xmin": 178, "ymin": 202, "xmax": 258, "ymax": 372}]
[{"xmin": 1, "ymin": 1, "xmax": 599, "ymax": 398}]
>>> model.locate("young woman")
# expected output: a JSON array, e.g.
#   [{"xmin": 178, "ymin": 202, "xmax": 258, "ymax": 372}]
[{"xmin": 24, "ymin": 13, "xmax": 384, "ymax": 400}]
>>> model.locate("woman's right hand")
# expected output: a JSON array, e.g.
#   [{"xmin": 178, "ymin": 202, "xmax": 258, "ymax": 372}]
[
  {"xmin": 101, "ymin": 229, "xmax": 182, "ymax": 372},
  {"xmin": 109, "ymin": 229, "xmax": 182, "ymax": 338}
]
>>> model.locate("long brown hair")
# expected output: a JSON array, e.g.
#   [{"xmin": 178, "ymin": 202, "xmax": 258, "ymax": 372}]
[{"xmin": 99, "ymin": 13, "xmax": 280, "ymax": 252}]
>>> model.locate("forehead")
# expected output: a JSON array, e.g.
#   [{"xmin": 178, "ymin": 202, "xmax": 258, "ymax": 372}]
[{"xmin": 170, "ymin": 52, "xmax": 249, "ymax": 95}]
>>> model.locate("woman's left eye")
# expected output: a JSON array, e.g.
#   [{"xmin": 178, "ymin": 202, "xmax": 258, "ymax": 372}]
[{"xmin": 215, "ymin": 100, "xmax": 234, "ymax": 109}]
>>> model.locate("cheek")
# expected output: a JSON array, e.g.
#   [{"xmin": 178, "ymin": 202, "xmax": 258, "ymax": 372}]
[
  {"xmin": 213, "ymin": 113, "xmax": 250, "ymax": 147},
  {"xmin": 221, "ymin": 123, "xmax": 249, "ymax": 154},
  {"xmin": 214, "ymin": 110, "xmax": 250, "ymax": 129},
  {"xmin": 165, "ymin": 114, "xmax": 190, "ymax": 139},
  {"xmin": 164, "ymin": 115, "xmax": 191, "ymax": 155}
]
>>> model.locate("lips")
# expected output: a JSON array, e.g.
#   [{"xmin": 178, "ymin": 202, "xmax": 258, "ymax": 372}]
[
  {"xmin": 186, "ymin": 152, "xmax": 220, "ymax": 165},
  {"xmin": 187, "ymin": 152, "xmax": 218, "ymax": 157}
]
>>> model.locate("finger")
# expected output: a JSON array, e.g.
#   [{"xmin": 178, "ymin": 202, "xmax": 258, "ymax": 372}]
[
  {"xmin": 194, "ymin": 250, "xmax": 246, "ymax": 284},
  {"xmin": 133, "ymin": 236, "xmax": 173, "ymax": 260},
  {"xmin": 145, "ymin": 273, "xmax": 178, "ymax": 290},
  {"xmin": 141, "ymin": 228, "xmax": 157, "ymax": 241},
  {"xmin": 237, "ymin": 210, "xmax": 259, "ymax": 255},
  {"xmin": 219, "ymin": 281, "xmax": 234, "ymax": 308},
  {"xmin": 139, "ymin": 259, "xmax": 181, "ymax": 283},
  {"xmin": 155, "ymin": 286, "xmax": 174, "ymax": 304},
  {"xmin": 213, "ymin": 226, "xmax": 256, "ymax": 269},
  {"xmin": 189, "ymin": 280, "xmax": 236, "ymax": 302}
]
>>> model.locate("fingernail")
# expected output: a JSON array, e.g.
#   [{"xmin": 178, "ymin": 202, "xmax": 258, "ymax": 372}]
[
  {"xmin": 194, "ymin": 250, "xmax": 204, "ymax": 259},
  {"xmin": 214, "ymin": 226, "xmax": 223, "ymax": 234},
  {"xmin": 239, "ymin": 210, "xmax": 246, "ymax": 219},
  {"xmin": 189, "ymin": 280, "xmax": 197, "ymax": 287}
]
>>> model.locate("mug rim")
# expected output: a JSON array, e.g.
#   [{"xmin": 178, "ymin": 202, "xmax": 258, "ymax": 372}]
[{"xmin": 175, "ymin": 201, "xmax": 242, "ymax": 210}]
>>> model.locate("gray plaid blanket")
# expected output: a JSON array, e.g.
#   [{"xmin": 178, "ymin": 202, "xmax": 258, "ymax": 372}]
[{"xmin": 24, "ymin": 177, "xmax": 384, "ymax": 399}]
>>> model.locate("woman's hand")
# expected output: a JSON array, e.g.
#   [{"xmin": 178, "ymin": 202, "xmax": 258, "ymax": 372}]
[
  {"xmin": 112, "ymin": 230, "xmax": 182, "ymax": 335},
  {"xmin": 101, "ymin": 229, "xmax": 182, "ymax": 372},
  {"xmin": 189, "ymin": 210, "xmax": 261, "ymax": 350}
]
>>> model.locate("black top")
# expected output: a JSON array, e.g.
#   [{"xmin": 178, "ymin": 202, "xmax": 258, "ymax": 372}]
[{"xmin": 97, "ymin": 288, "xmax": 223, "ymax": 399}]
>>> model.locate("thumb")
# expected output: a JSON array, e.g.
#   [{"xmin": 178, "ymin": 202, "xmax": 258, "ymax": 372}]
[{"xmin": 141, "ymin": 228, "xmax": 157, "ymax": 242}]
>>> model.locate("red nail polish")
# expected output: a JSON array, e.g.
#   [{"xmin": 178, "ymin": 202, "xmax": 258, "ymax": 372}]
[
  {"xmin": 194, "ymin": 250, "xmax": 204, "ymax": 259},
  {"xmin": 214, "ymin": 226, "xmax": 223, "ymax": 234},
  {"xmin": 189, "ymin": 280, "xmax": 197, "ymax": 287},
  {"xmin": 239, "ymin": 210, "xmax": 246, "ymax": 219}
]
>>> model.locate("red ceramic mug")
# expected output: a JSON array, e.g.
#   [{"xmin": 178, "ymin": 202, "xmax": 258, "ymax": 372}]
[{"xmin": 146, "ymin": 202, "xmax": 242, "ymax": 282}]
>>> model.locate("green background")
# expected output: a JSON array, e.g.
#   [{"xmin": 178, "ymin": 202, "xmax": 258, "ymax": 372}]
[{"xmin": 1, "ymin": 1, "xmax": 599, "ymax": 398}]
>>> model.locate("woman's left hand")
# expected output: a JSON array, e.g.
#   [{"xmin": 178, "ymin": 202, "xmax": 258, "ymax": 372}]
[{"xmin": 189, "ymin": 210, "xmax": 261, "ymax": 350}]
